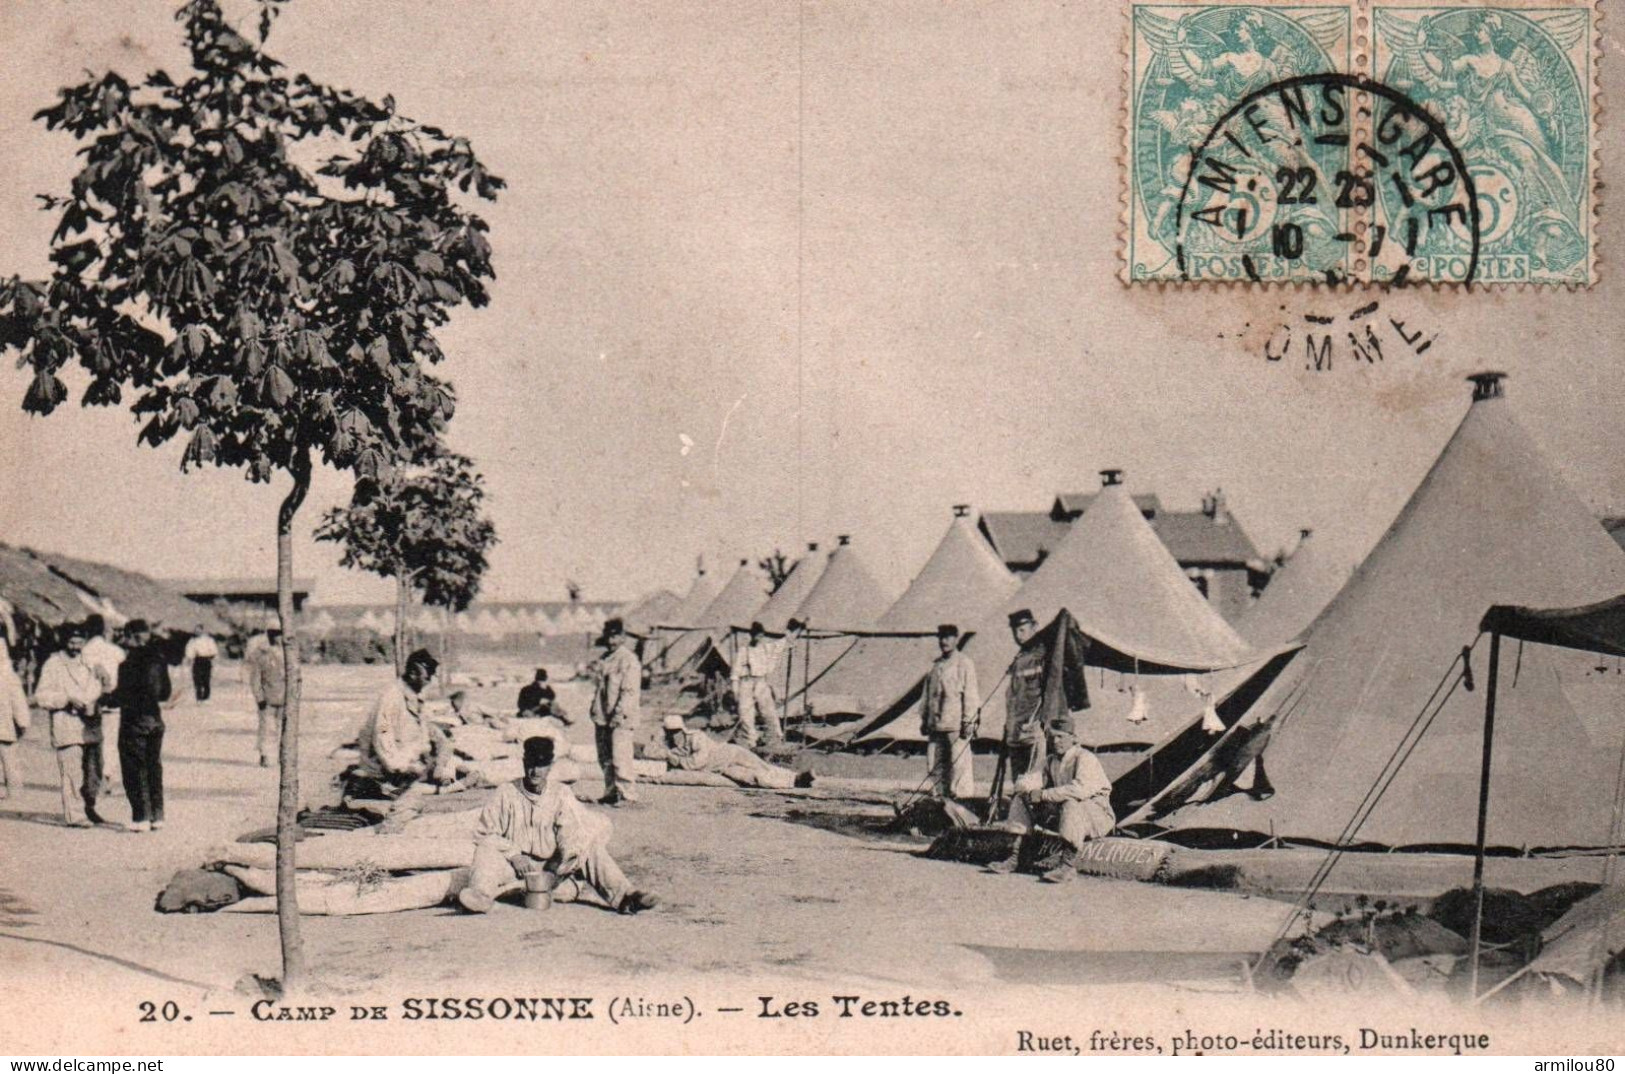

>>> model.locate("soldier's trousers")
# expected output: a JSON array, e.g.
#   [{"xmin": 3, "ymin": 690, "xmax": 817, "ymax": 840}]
[
  {"xmin": 705, "ymin": 742, "xmax": 797, "ymax": 789},
  {"xmin": 733, "ymin": 678, "xmax": 781, "ymax": 747},
  {"xmin": 1007, "ymin": 794, "xmax": 1115, "ymax": 850},
  {"xmin": 463, "ymin": 835, "xmax": 631, "ymax": 912},
  {"xmin": 595, "ymin": 722, "xmax": 638, "ymax": 800},
  {"xmin": 55, "ymin": 742, "xmax": 100, "ymax": 824},
  {"xmin": 0, "ymin": 741, "xmax": 20, "ymax": 798},
  {"xmin": 927, "ymin": 732, "xmax": 975, "ymax": 800},
  {"xmin": 257, "ymin": 703, "xmax": 282, "ymax": 765}
]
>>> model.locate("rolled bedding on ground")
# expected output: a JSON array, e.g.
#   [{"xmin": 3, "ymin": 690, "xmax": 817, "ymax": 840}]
[
  {"xmin": 218, "ymin": 867, "xmax": 473, "ymax": 915},
  {"xmin": 207, "ymin": 833, "xmax": 474, "ymax": 871}
]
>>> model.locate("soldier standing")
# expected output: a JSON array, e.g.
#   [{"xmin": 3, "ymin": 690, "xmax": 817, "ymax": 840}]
[
  {"xmin": 921, "ymin": 623, "xmax": 979, "ymax": 802},
  {"xmin": 590, "ymin": 618, "xmax": 642, "ymax": 805}
]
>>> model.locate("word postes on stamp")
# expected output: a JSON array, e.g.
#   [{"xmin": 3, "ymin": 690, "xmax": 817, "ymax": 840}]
[{"xmin": 1123, "ymin": 1, "xmax": 1596, "ymax": 286}]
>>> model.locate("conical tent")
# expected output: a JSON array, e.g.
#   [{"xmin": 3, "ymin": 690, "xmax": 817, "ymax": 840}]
[
  {"xmin": 803, "ymin": 510, "xmax": 1020, "ymax": 718},
  {"xmin": 862, "ymin": 477, "xmax": 1258, "ymax": 749},
  {"xmin": 645, "ymin": 569, "xmax": 721, "ymax": 668},
  {"xmin": 750, "ymin": 545, "xmax": 828, "ymax": 633},
  {"xmin": 664, "ymin": 560, "xmax": 770, "ymax": 672},
  {"xmin": 1235, "ymin": 531, "xmax": 1349, "ymax": 648},
  {"xmin": 785, "ymin": 537, "xmax": 897, "ymax": 694},
  {"xmin": 1135, "ymin": 376, "xmax": 1625, "ymax": 851},
  {"xmin": 622, "ymin": 588, "xmax": 681, "ymax": 636}
]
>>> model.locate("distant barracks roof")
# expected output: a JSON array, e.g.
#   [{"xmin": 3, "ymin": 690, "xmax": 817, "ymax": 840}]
[{"xmin": 979, "ymin": 491, "xmax": 1262, "ymax": 571}]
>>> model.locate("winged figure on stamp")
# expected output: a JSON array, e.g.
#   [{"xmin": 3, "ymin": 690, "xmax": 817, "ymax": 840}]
[{"xmin": 1380, "ymin": 9, "xmax": 1586, "ymax": 264}]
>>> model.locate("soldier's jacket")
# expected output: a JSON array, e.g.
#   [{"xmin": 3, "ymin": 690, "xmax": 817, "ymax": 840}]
[
  {"xmin": 922, "ymin": 649, "xmax": 980, "ymax": 736},
  {"xmin": 1003, "ymin": 641, "xmax": 1046, "ymax": 746},
  {"xmin": 592, "ymin": 645, "xmax": 642, "ymax": 728}
]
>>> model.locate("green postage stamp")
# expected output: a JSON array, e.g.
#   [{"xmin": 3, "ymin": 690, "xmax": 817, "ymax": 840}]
[{"xmin": 1122, "ymin": 0, "xmax": 1598, "ymax": 285}]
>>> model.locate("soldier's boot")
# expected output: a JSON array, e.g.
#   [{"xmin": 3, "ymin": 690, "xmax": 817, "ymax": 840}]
[
  {"xmin": 982, "ymin": 838, "xmax": 1025, "ymax": 875},
  {"xmin": 1040, "ymin": 846, "xmax": 1081, "ymax": 884}
]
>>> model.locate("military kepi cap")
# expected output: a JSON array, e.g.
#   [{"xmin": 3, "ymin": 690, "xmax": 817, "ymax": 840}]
[
  {"xmin": 936, "ymin": 623, "xmax": 959, "ymax": 638},
  {"xmin": 521, "ymin": 736, "xmax": 556, "ymax": 768},
  {"xmin": 1007, "ymin": 608, "xmax": 1035, "ymax": 628}
]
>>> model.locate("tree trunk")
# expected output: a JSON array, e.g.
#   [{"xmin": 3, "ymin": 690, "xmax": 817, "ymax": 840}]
[
  {"xmin": 275, "ymin": 450, "xmax": 312, "ymax": 990},
  {"xmin": 394, "ymin": 571, "xmax": 410, "ymax": 679}
]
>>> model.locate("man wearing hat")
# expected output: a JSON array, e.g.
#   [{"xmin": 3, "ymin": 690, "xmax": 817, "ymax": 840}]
[
  {"xmin": 356, "ymin": 647, "xmax": 454, "ymax": 794},
  {"xmin": 459, "ymin": 736, "xmax": 659, "ymax": 915},
  {"xmin": 590, "ymin": 618, "xmax": 642, "ymax": 805},
  {"xmin": 922, "ymin": 624, "xmax": 980, "ymax": 802},
  {"xmin": 113, "ymin": 620, "xmax": 172, "ymax": 832},
  {"xmin": 34, "ymin": 623, "xmax": 108, "ymax": 826},
  {"xmin": 648, "ymin": 713, "xmax": 811, "ymax": 789},
  {"xmin": 1003, "ymin": 609, "xmax": 1048, "ymax": 784},
  {"xmin": 985, "ymin": 715, "xmax": 1115, "ymax": 883},
  {"xmin": 516, "ymin": 667, "xmax": 560, "ymax": 720},
  {"xmin": 728, "ymin": 619, "xmax": 799, "ymax": 750}
]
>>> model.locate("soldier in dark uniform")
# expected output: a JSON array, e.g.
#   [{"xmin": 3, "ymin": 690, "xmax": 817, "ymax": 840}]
[{"xmin": 1003, "ymin": 608, "xmax": 1047, "ymax": 781}]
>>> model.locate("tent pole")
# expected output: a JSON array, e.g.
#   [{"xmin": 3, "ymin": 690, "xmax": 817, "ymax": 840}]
[{"xmin": 1468, "ymin": 632, "xmax": 1502, "ymax": 1000}]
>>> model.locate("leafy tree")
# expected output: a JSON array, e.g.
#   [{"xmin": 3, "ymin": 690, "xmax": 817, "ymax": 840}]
[
  {"xmin": 0, "ymin": 0, "xmax": 502, "ymax": 987},
  {"xmin": 316, "ymin": 447, "xmax": 497, "ymax": 677}
]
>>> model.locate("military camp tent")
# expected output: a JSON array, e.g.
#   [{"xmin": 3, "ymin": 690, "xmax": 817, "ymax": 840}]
[
  {"xmin": 857, "ymin": 474, "xmax": 1260, "ymax": 752},
  {"xmin": 783, "ymin": 536, "xmax": 896, "ymax": 694},
  {"xmin": 799, "ymin": 508, "xmax": 1020, "ymax": 719},
  {"xmin": 1130, "ymin": 374, "xmax": 1625, "ymax": 851},
  {"xmin": 1235, "ymin": 530, "xmax": 1349, "ymax": 649},
  {"xmin": 748, "ymin": 543, "xmax": 829, "ymax": 636},
  {"xmin": 621, "ymin": 588, "xmax": 682, "ymax": 637},
  {"xmin": 643, "ymin": 569, "xmax": 722, "ymax": 670},
  {"xmin": 668, "ymin": 560, "xmax": 772, "ymax": 676}
]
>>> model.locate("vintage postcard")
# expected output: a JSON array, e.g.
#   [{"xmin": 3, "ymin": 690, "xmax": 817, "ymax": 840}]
[
  {"xmin": 1, "ymin": 0, "xmax": 1623, "ymax": 1062},
  {"xmin": 1123, "ymin": 0, "xmax": 1597, "ymax": 285}
]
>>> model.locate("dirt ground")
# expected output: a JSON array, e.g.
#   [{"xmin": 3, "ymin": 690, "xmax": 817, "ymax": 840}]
[{"xmin": 4, "ymin": 660, "xmax": 1612, "ymax": 1054}]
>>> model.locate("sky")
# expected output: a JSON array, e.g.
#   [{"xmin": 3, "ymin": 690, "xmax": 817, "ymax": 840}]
[{"xmin": 1, "ymin": 0, "xmax": 1621, "ymax": 608}]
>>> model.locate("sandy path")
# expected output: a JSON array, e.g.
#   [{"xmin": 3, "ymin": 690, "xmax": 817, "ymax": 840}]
[{"xmin": 2, "ymin": 663, "xmax": 1291, "ymax": 1007}]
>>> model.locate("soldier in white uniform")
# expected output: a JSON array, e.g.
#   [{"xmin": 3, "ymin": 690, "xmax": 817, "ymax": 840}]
[
  {"xmin": 921, "ymin": 623, "xmax": 980, "ymax": 802},
  {"xmin": 729, "ymin": 619, "xmax": 801, "ymax": 750},
  {"xmin": 590, "ymin": 618, "xmax": 642, "ymax": 805},
  {"xmin": 458, "ymin": 736, "xmax": 658, "ymax": 915}
]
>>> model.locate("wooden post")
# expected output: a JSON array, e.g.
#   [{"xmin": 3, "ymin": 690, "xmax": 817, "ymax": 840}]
[{"xmin": 1468, "ymin": 632, "xmax": 1502, "ymax": 999}]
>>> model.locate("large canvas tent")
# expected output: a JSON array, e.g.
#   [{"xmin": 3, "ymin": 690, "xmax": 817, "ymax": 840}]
[
  {"xmin": 858, "ymin": 474, "xmax": 1260, "ymax": 751},
  {"xmin": 1234, "ymin": 529, "xmax": 1349, "ymax": 648},
  {"xmin": 664, "ymin": 559, "xmax": 770, "ymax": 675},
  {"xmin": 748, "ymin": 543, "xmax": 828, "ymax": 634},
  {"xmin": 1130, "ymin": 375, "xmax": 1625, "ymax": 851},
  {"xmin": 621, "ymin": 588, "xmax": 681, "ymax": 637},
  {"xmin": 643, "ymin": 568, "xmax": 721, "ymax": 670},
  {"xmin": 798, "ymin": 507, "xmax": 1020, "ymax": 718},
  {"xmin": 785, "ymin": 536, "xmax": 896, "ymax": 695}
]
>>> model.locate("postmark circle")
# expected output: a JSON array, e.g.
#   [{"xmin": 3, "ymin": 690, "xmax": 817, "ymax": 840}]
[{"xmin": 1174, "ymin": 72, "xmax": 1479, "ymax": 285}]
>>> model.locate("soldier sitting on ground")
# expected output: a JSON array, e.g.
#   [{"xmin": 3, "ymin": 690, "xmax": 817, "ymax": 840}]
[
  {"xmin": 458, "ymin": 736, "xmax": 658, "ymax": 915},
  {"xmin": 983, "ymin": 715, "xmax": 1114, "ymax": 884}
]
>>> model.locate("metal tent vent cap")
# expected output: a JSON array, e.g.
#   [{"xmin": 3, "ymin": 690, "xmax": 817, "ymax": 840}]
[
  {"xmin": 836, "ymin": 535, "xmax": 851, "ymax": 546},
  {"xmin": 1099, "ymin": 469, "xmax": 1125, "ymax": 486},
  {"xmin": 1467, "ymin": 371, "xmax": 1507, "ymax": 401},
  {"xmin": 952, "ymin": 504, "xmax": 970, "ymax": 517}
]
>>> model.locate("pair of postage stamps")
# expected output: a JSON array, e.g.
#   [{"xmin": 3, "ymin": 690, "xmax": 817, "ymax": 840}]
[{"xmin": 1122, "ymin": 0, "xmax": 1597, "ymax": 285}]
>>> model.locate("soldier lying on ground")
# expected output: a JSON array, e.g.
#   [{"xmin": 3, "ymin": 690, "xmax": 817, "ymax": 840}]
[
  {"xmin": 458, "ymin": 735, "xmax": 659, "ymax": 915},
  {"xmin": 642, "ymin": 713, "xmax": 814, "ymax": 789}
]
